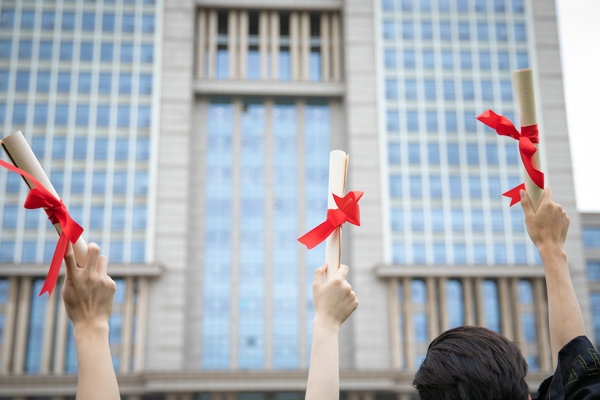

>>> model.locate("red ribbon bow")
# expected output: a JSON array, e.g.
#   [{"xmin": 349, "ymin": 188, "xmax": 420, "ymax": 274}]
[
  {"xmin": 0, "ymin": 160, "xmax": 83, "ymax": 296},
  {"xmin": 477, "ymin": 110, "xmax": 544, "ymax": 206},
  {"xmin": 298, "ymin": 191, "xmax": 363, "ymax": 249}
]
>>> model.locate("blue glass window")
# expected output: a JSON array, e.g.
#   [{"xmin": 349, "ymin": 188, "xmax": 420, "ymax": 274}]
[
  {"xmin": 420, "ymin": 0, "xmax": 432, "ymax": 11},
  {"xmin": 385, "ymin": 50, "xmax": 397, "ymax": 69},
  {"xmin": 424, "ymin": 79, "xmax": 436, "ymax": 100},
  {"xmin": 449, "ymin": 176, "xmax": 461, "ymax": 198},
  {"xmin": 36, "ymin": 70, "xmax": 50, "ymax": 92},
  {"xmin": 402, "ymin": 21, "xmax": 414, "ymax": 39},
  {"xmin": 588, "ymin": 262, "xmax": 600, "ymax": 281},
  {"xmin": 0, "ymin": 70, "xmax": 8, "ymax": 90},
  {"xmin": 500, "ymin": 80, "xmax": 512, "ymax": 101},
  {"xmin": 481, "ymin": 80, "xmax": 493, "ymax": 101},
  {"xmin": 25, "ymin": 280, "xmax": 46, "ymax": 373},
  {"xmin": 95, "ymin": 137, "xmax": 108, "ymax": 160},
  {"xmin": 137, "ymin": 137, "xmax": 150, "ymax": 160},
  {"xmin": 0, "ymin": 241, "xmax": 14, "ymax": 261},
  {"xmin": 3, "ymin": 205, "xmax": 19, "ymax": 228},
  {"xmin": 440, "ymin": 21, "xmax": 452, "ymax": 40},
  {"xmin": 122, "ymin": 14, "xmax": 135, "ymax": 33},
  {"xmin": 433, "ymin": 243, "xmax": 446, "ymax": 264},
  {"xmin": 469, "ymin": 176, "xmax": 481, "ymax": 197},
  {"xmin": 494, "ymin": 0, "xmax": 506, "ymax": 12},
  {"xmin": 119, "ymin": 73, "xmax": 132, "ymax": 94},
  {"xmin": 383, "ymin": 20, "xmax": 395, "ymax": 39},
  {"xmin": 457, "ymin": 0, "xmax": 468, "ymax": 11},
  {"xmin": 441, "ymin": 80, "xmax": 454, "ymax": 100},
  {"xmin": 498, "ymin": 51, "xmax": 510, "ymax": 70},
  {"xmin": 583, "ymin": 227, "xmax": 600, "ymax": 248},
  {"xmin": 113, "ymin": 171, "xmax": 127, "ymax": 194},
  {"xmin": 403, "ymin": 49, "xmax": 415, "ymax": 69},
  {"xmin": 133, "ymin": 206, "xmax": 147, "ymax": 230},
  {"xmin": 55, "ymin": 103, "xmax": 69, "ymax": 126},
  {"xmin": 140, "ymin": 44, "xmax": 153, "ymax": 63},
  {"xmin": 454, "ymin": 243, "xmax": 466, "ymax": 264},
  {"xmin": 447, "ymin": 143, "xmax": 459, "ymax": 164},
  {"xmin": 491, "ymin": 209, "xmax": 504, "ymax": 232},
  {"xmin": 21, "ymin": 10, "xmax": 35, "ymax": 29},
  {"xmin": 513, "ymin": 0, "xmax": 524, "ymax": 12},
  {"xmin": 445, "ymin": 111, "xmax": 457, "ymax": 132},
  {"xmin": 426, "ymin": 110, "xmax": 438, "ymax": 132},
  {"xmin": 458, "ymin": 22, "xmax": 470, "ymax": 40},
  {"xmin": 413, "ymin": 242, "xmax": 426, "ymax": 263},
  {"xmin": 75, "ymin": 104, "xmax": 89, "ymax": 127},
  {"xmin": 134, "ymin": 170, "xmax": 148, "ymax": 194},
  {"xmin": 100, "ymin": 42, "xmax": 113, "ymax": 62},
  {"xmin": 493, "ymin": 243, "xmax": 506, "ymax": 264},
  {"xmin": 388, "ymin": 142, "xmax": 401, "ymax": 164},
  {"xmin": 488, "ymin": 175, "xmax": 501, "ymax": 197},
  {"xmin": 98, "ymin": 72, "xmax": 112, "ymax": 93},
  {"xmin": 57, "ymin": 71, "xmax": 71, "ymax": 93},
  {"xmin": 466, "ymin": 143, "xmax": 478, "ymax": 164},
  {"xmin": 13, "ymin": 102, "xmax": 27, "ymax": 125},
  {"xmin": 41, "ymin": 11, "xmax": 55, "ymax": 30},
  {"xmin": 409, "ymin": 175, "xmax": 422, "ymax": 198},
  {"xmin": 431, "ymin": 209, "xmax": 444, "ymax": 232},
  {"xmin": 0, "ymin": 40, "xmax": 11, "ymax": 58},
  {"xmin": 496, "ymin": 22, "xmax": 508, "ymax": 41},
  {"xmin": 52, "ymin": 136, "xmax": 67, "ymax": 159},
  {"xmin": 393, "ymin": 243, "xmax": 405, "ymax": 264},
  {"xmin": 475, "ymin": 0, "xmax": 487, "ymax": 11},
  {"xmin": 389, "ymin": 175, "xmax": 402, "ymax": 197},
  {"xmin": 78, "ymin": 72, "xmax": 92, "ymax": 93},
  {"xmin": 111, "ymin": 206, "xmax": 125, "ymax": 230},
  {"xmin": 402, "ymin": 0, "xmax": 414, "ymax": 11},
  {"xmin": 62, "ymin": 12, "xmax": 75, "ymax": 30},
  {"xmin": 486, "ymin": 143, "xmax": 498, "ymax": 164},
  {"xmin": 102, "ymin": 13, "xmax": 115, "ymax": 32},
  {"xmin": 71, "ymin": 171, "xmax": 85, "ymax": 193},
  {"xmin": 138, "ymin": 105, "xmax": 151, "ymax": 128},
  {"xmin": 430, "ymin": 175, "xmax": 442, "ymax": 197},
  {"xmin": 405, "ymin": 79, "xmax": 417, "ymax": 100},
  {"xmin": 16, "ymin": 70, "xmax": 30, "ymax": 92},
  {"xmin": 73, "ymin": 137, "xmax": 87, "ymax": 159},
  {"xmin": 441, "ymin": 50, "xmax": 453, "ymax": 69},
  {"xmin": 117, "ymin": 105, "xmax": 130, "ymax": 127},
  {"xmin": 121, "ymin": 43, "xmax": 133, "ymax": 62},
  {"xmin": 460, "ymin": 51, "xmax": 472, "ymax": 70},
  {"xmin": 39, "ymin": 41, "xmax": 53, "ymax": 59},
  {"xmin": 0, "ymin": 9, "xmax": 15, "ymax": 28},
  {"xmin": 139, "ymin": 74, "xmax": 152, "ymax": 95},
  {"xmin": 80, "ymin": 41, "xmax": 93, "ymax": 61},
  {"xmin": 479, "ymin": 51, "xmax": 491, "ymax": 70},
  {"xmin": 34, "ymin": 103, "xmax": 48, "ymax": 125},
  {"xmin": 464, "ymin": 111, "xmax": 477, "ymax": 131},
  {"xmin": 462, "ymin": 80, "xmax": 474, "ymax": 100},
  {"xmin": 382, "ymin": 0, "xmax": 395, "ymax": 10},
  {"xmin": 142, "ymin": 14, "xmax": 154, "ymax": 33},
  {"xmin": 408, "ymin": 142, "xmax": 420, "ymax": 164},
  {"xmin": 82, "ymin": 12, "xmax": 95, "ymax": 31},
  {"xmin": 514, "ymin": 244, "xmax": 527, "ymax": 264},
  {"xmin": 0, "ymin": 103, "xmax": 5, "ymax": 124},
  {"xmin": 32, "ymin": 136, "xmax": 45, "ymax": 158},
  {"xmin": 60, "ymin": 41, "xmax": 73, "ymax": 61},
  {"xmin": 447, "ymin": 280, "xmax": 464, "ymax": 327},
  {"xmin": 387, "ymin": 110, "xmax": 399, "ymax": 131},
  {"xmin": 386, "ymin": 79, "xmax": 398, "ymax": 99},
  {"xmin": 19, "ymin": 40, "xmax": 32, "ymax": 59},
  {"xmin": 97, "ymin": 105, "xmax": 110, "ymax": 127},
  {"xmin": 451, "ymin": 209, "xmax": 464, "ymax": 232},
  {"xmin": 482, "ymin": 280, "xmax": 500, "ymax": 332},
  {"xmin": 391, "ymin": 208, "xmax": 404, "ymax": 231},
  {"xmin": 516, "ymin": 52, "xmax": 529, "ymax": 69},
  {"xmin": 90, "ymin": 205, "xmax": 104, "ymax": 228},
  {"xmin": 428, "ymin": 143, "xmax": 440, "ymax": 164},
  {"xmin": 421, "ymin": 21, "xmax": 433, "ymax": 39}
]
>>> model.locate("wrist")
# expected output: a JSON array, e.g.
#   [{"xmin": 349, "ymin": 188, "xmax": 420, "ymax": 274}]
[
  {"xmin": 537, "ymin": 243, "xmax": 566, "ymax": 260},
  {"xmin": 73, "ymin": 319, "xmax": 110, "ymax": 340},
  {"xmin": 314, "ymin": 314, "xmax": 341, "ymax": 334}
]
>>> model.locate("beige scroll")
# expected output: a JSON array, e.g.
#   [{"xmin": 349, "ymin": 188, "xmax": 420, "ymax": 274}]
[
  {"xmin": 0, "ymin": 131, "xmax": 88, "ymax": 266},
  {"xmin": 513, "ymin": 68, "xmax": 543, "ymax": 210},
  {"xmin": 325, "ymin": 150, "xmax": 348, "ymax": 283}
]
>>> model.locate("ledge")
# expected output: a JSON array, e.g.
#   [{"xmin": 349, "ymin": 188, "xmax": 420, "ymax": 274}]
[
  {"xmin": 194, "ymin": 79, "xmax": 345, "ymax": 98},
  {"xmin": 0, "ymin": 263, "xmax": 163, "ymax": 277},
  {"xmin": 375, "ymin": 264, "xmax": 546, "ymax": 278},
  {"xmin": 195, "ymin": 0, "xmax": 343, "ymax": 10}
]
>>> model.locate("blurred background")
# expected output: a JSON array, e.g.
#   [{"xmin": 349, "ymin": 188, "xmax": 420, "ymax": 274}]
[{"xmin": 0, "ymin": 0, "xmax": 598, "ymax": 399}]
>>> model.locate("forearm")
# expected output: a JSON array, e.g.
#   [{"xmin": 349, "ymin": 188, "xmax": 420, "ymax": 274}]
[
  {"xmin": 540, "ymin": 245, "xmax": 586, "ymax": 367},
  {"xmin": 74, "ymin": 322, "xmax": 120, "ymax": 400},
  {"xmin": 305, "ymin": 319, "xmax": 340, "ymax": 400}
]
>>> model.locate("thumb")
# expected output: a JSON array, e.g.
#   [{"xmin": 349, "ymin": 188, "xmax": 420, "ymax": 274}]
[
  {"xmin": 313, "ymin": 263, "xmax": 327, "ymax": 288},
  {"xmin": 520, "ymin": 189, "xmax": 534, "ymax": 217},
  {"xmin": 63, "ymin": 242, "xmax": 78, "ymax": 280}
]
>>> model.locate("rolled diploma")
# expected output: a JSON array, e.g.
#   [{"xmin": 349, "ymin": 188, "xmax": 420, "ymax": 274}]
[
  {"xmin": 325, "ymin": 150, "xmax": 348, "ymax": 283},
  {"xmin": 513, "ymin": 68, "xmax": 543, "ymax": 210},
  {"xmin": 0, "ymin": 131, "xmax": 88, "ymax": 266}
]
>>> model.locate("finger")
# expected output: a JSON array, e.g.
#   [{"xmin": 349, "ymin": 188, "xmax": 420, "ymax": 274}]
[
  {"xmin": 63, "ymin": 242, "xmax": 78, "ymax": 279},
  {"xmin": 313, "ymin": 263, "xmax": 327, "ymax": 287},
  {"xmin": 545, "ymin": 187, "xmax": 553, "ymax": 201},
  {"xmin": 520, "ymin": 190, "xmax": 534, "ymax": 217},
  {"xmin": 97, "ymin": 255, "xmax": 108, "ymax": 276},
  {"xmin": 86, "ymin": 243, "xmax": 101, "ymax": 277},
  {"xmin": 335, "ymin": 264, "xmax": 349, "ymax": 280}
]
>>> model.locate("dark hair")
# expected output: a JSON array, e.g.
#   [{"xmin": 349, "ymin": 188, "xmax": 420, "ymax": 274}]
[{"xmin": 413, "ymin": 326, "xmax": 529, "ymax": 400}]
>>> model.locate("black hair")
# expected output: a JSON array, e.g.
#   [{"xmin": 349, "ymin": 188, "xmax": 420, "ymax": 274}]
[{"xmin": 413, "ymin": 326, "xmax": 529, "ymax": 400}]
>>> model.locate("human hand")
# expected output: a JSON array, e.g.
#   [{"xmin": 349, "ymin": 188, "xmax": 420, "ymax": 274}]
[
  {"xmin": 312, "ymin": 263, "xmax": 359, "ymax": 331},
  {"xmin": 62, "ymin": 243, "xmax": 116, "ymax": 331},
  {"xmin": 520, "ymin": 188, "xmax": 570, "ymax": 250}
]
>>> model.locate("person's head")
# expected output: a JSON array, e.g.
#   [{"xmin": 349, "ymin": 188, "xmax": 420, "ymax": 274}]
[{"xmin": 413, "ymin": 326, "xmax": 529, "ymax": 400}]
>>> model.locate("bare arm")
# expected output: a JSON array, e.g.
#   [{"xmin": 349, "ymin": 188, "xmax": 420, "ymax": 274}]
[
  {"xmin": 305, "ymin": 264, "xmax": 358, "ymax": 400},
  {"xmin": 62, "ymin": 243, "xmax": 120, "ymax": 400},
  {"xmin": 520, "ymin": 188, "xmax": 585, "ymax": 367}
]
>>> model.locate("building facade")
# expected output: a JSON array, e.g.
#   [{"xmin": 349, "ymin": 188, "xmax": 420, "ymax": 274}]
[{"xmin": 0, "ymin": 0, "xmax": 591, "ymax": 399}]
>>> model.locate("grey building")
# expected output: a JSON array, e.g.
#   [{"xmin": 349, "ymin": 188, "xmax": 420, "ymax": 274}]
[{"xmin": 0, "ymin": 0, "xmax": 591, "ymax": 399}]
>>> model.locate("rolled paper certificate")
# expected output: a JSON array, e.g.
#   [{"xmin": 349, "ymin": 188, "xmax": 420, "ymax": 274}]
[
  {"xmin": 0, "ymin": 131, "xmax": 88, "ymax": 266},
  {"xmin": 325, "ymin": 150, "xmax": 348, "ymax": 282},
  {"xmin": 513, "ymin": 68, "xmax": 543, "ymax": 210}
]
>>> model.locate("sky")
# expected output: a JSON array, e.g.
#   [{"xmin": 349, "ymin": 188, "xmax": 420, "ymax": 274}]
[{"xmin": 556, "ymin": 0, "xmax": 600, "ymax": 212}]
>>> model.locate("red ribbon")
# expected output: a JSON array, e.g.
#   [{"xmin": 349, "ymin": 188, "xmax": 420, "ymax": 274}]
[
  {"xmin": 0, "ymin": 160, "xmax": 83, "ymax": 296},
  {"xmin": 477, "ymin": 110, "xmax": 544, "ymax": 206},
  {"xmin": 298, "ymin": 191, "xmax": 363, "ymax": 249}
]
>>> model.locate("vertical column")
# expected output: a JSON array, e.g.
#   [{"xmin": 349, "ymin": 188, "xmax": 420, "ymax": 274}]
[
  {"xmin": 426, "ymin": 277, "xmax": 439, "ymax": 339},
  {"xmin": 259, "ymin": 11, "xmax": 269, "ymax": 80},
  {"xmin": 510, "ymin": 278, "xmax": 523, "ymax": 346},
  {"xmin": 388, "ymin": 279, "xmax": 401, "ymax": 368},
  {"xmin": 474, "ymin": 278, "xmax": 484, "ymax": 326},
  {"xmin": 13, "ymin": 278, "xmax": 32, "ymax": 374},
  {"xmin": 438, "ymin": 277, "xmax": 448, "ymax": 332},
  {"xmin": 53, "ymin": 293, "xmax": 68, "ymax": 374},
  {"xmin": 238, "ymin": 11, "xmax": 248, "ymax": 80},
  {"xmin": 207, "ymin": 10, "xmax": 218, "ymax": 79},
  {"xmin": 196, "ymin": 9, "xmax": 207, "ymax": 78},
  {"xmin": 462, "ymin": 277, "xmax": 475, "ymax": 326},
  {"xmin": 270, "ymin": 12, "xmax": 279, "ymax": 80},
  {"xmin": 264, "ymin": 100, "xmax": 274, "ymax": 368},
  {"xmin": 228, "ymin": 11, "xmax": 238, "ymax": 79},
  {"xmin": 40, "ymin": 291, "xmax": 58, "ymax": 374},
  {"xmin": 320, "ymin": 13, "xmax": 330, "ymax": 82},
  {"xmin": 402, "ymin": 277, "xmax": 414, "ymax": 371},
  {"xmin": 296, "ymin": 100, "xmax": 307, "ymax": 368},
  {"xmin": 289, "ymin": 13, "xmax": 300, "ymax": 81},
  {"xmin": 498, "ymin": 278, "xmax": 513, "ymax": 341},
  {"xmin": 331, "ymin": 13, "xmax": 341, "ymax": 81},
  {"xmin": 1, "ymin": 277, "xmax": 18, "ymax": 374},
  {"xmin": 533, "ymin": 277, "xmax": 552, "ymax": 370},
  {"xmin": 134, "ymin": 278, "xmax": 148, "ymax": 372},
  {"xmin": 120, "ymin": 277, "xmax": 135, "ymax": 373},
  {"xmin": 300, "ymin": 12, "xmax": 310, "ymax": 81}
]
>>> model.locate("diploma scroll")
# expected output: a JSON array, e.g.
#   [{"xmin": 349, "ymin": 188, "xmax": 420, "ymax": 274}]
[
  {"xmin": 513, "ymin": 68, "xmax": 543, "ymax": 210},
  {"xmin": 325, "ymin": 150, "xmax": 348, "ymax": 282},
  {"xmin": 0, "ymin": 131, "xmax": 88, "ymax": 267}
]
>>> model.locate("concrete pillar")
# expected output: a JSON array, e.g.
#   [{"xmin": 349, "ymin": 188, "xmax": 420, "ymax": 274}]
[
  {"xmin": 331, "ymin": 13, "xmax": 341, "ymax": 81},
  {"xmin": 270, "ymin": 12, "xmax": 279, "ymax": 79},
  {"xmin": 134, "ymin": 278, "xmax": 148, "ymax": 372},
  {"xmin": 238, "ymin": 11, "xmax": 248, "ymax": 79},
  {"xmin": 533, "ymin": 277, "xmax": 552, "ymax": 370},
  {"xmin": 13, "ymin": 278, "xmax": 32, "ymax": 374},
  {"xmin": 289, "ymin": 12, "xmax": 299, "ymax": 81},
  {"xmin": 462, "ymin": 277, "xmax": 475, "ymax": 326},
  {"xmin": 196, "ymin": 9, "xmax": 207, "ymax": 77},
  {"xmin": 426, "ymin": 277, "xmax": 439, "ymax": 339},
  {"xmin": 320, "ymin": 13, "xmax": 330, "ymax": 81},
  {"xmin": 120, "ymin": 277, "xmax": 135, "ymax": 373},
  {"xmin": 388, "ymin": 278, "xmax": 401, "ymax": 368},
  {"xmin": 403, "ymin": 277, "xmax": 414, "ymax": 370},
  {"xmin": 207, "ymin": 10, "xmax": 217, "ymax": 78},
  {"xmin": 40, "ymin": 289, "xmax": 58, "ymax": 374},
  {"xmin": 227, "ymin": 11, "xmax": 238, "ymax": 79},
  {"xmin": 300, "ymin": 12, "xmax": 310, "ymax": 80},
  {"xmin": 259, "ymin": 11, "xmax": 269, "ymax": 79},
  {"xmin": 498, "ymin": 278, "xmax": 514, "ymax": 341},
  {"xmin": 53, "ymin": 282, "xmax": 68, "ymax": 374},
  {"xmin": 1, "ymin": 277, "xmax": 18, "ymax": 374}
]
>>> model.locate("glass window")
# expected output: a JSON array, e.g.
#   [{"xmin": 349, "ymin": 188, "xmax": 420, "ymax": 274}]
[
  {"xmin": 387, "ymin": 110, "xmax": 399, "ymax": 131},
  {"xmin": 35, "ymin": 70, "xmax": 50, "ymax": 92},
  {"xmin": 431, "ymin": 209, "xmax": 444, "ymax": 232},
  {"xmin": 388, "ymin": 142, "xmax": 401, "ymax": 164},
  {"xmin": 486, "ymin": 143, "xmax": 498, "ymax": 164},
  {"xmin": 433, "ymin": 243, "xmax": 446, "ymax": 264},
  {"xmin": 477, "ymin": 22, "xmax": 490, "ymax": 42},
  {"xmin": 408, "ymin": 142, "xmax": 420, "ymax": 164},
  {"xmin": 16, "ymin": 70, "xmax": 30, "ymax": 92},
  {"xmin": 405, "ymin": 79, "xmax": 417, "ymax": 100},
  {"xmin": 407, "ymin": 110, "xmax": 419, "ymax": 131},
  {"xmin": 466, "ymin": 143, "xmax": 478, "ymax": 164},
  {"xmin": 447, "ymin": 280, "xmax": 464, "ymax": 327},
  {"xmin": 403, "ymin": 49, "xmax": 415, "ymax": 69},
  {"xmin": 139, "ymin": 74, "xmax": 152, "ymax": 95},
  {"xmin": 0, "ymin": 40, "xmax": 11, "ymax": 59},
  {"xmin": 449, "ymin": 175, "xmax": 461, "ymax": 198},
  {"xmin": 469, "ymin": 176, "xmax": 481, "ymax": 197},
  {"xmin": 385, "ymin": 50, "xmax": 397, "ymax": 69},
  {"xmin": 386, "ymin": 79, "xmax": 398, "ymax": 99},
  {"xmin": 402, "ymin": 21, "xmax": 414, "ymax": 39},
  {"xmin": 121, "ymin": 43, "xmax": 133, "ymax": 62},
  {"xmin": 514, "ymin": 243, "xmax": 527, "ymax": 264},
  {"xmin": 389, "ymin": 175, "xmax": 402, "ymax": 197},
  {"xmin": 60, "ymin": 41, "xmax": 73, "ymax": 61},
  {"xmin": 100, "ymin": 42, "xmax": 113, "ymax": 62},
  {"xmin": 402, "ymin": 0, "xmax": 413, "ymax": 11},
  {"xmin": 90, "ymin": 205, "xmax": 104, "ymax": 228},
  {"xmin": 138, "ymin": 105, "xmax": 151, "ymax": 128},
  {"xmin": 393, "ymin": 242, "xmax": 405, "ymax": 264},
  {"xmin": 583, "ymin": 227, "xmax": 600, "ymax": 248},
  {"xmin": 25, "ymin": 280, "xmax": 47, "ymax": 373},
  {"xmin": 80, "ymin": 41, "xmax": 93, "ymax": 61},
  {"xmin": 516, "ymin": 51, "xmax": 529, "ymax": 69},
  {"xmin": 113, "ymin": 171, "xmax": 127, "ymax": 194},
  {"xmin": 443, "ymin": 79, "xmax": 455, "ymax": 100},
  {"xmin": 62, "ymin": 11, "xmax": 75, "ymax": 30},
  {"xmin": 32, "ymin": 136, "xmax": 45, "ymax": 158},
  {"xmin": 0, "ymin": 102, "xmax": 5, "ymax": 124},
  {"xmin": 117, "ymin": 105, "xmax": 130, "ymax": 127},
  {"xmin": 430, "ymin": 175, "xmax": 442, "ymax": 197},
  {"xmin": 135, "ymin": 170, "xmax": 148, "ymax": 194},
  {"xmin": 122, "ymin": 13, "xmax": 135, "ymax": 33},
  {"xmin": 494, "ymin": 0, "xmax": 506, "ymax": 12},
  {"xmin": 0, "ymin": 241, "xmax": 14, "ymax": 261},
  {"xmin": 482, "ymin": 280, "xmax": 500, "ymax": 332},
  {"xmin": 97, "ymin": 104, "xmax": 110, "ymax": 127},
  {"xmin": 462, "ymin": 80, "xmax": 474, "ymax": 100},
  {"xmin": 82, "ymin": 12, "xmax": 95, "ymax": 31},
  {"xmin": 411, "ymin": 280, "xmax": 427, "ymax": 303},
  {"xmin": 447, "ymin": 143, "xmax": 459, "ymax": 164},
  {"xmin": 423, "ymin": 50, "xmax": 435, "ymax": 69},
  {"xmin": 98, "ymin": 72, "xmax": 112, "ymax": 93},
  {"xmin": 471, "ymin": 209, "xmax": 484, "ymax": 231},
  {"xmin": 3, "ymin": 205, "xmax": 19, "ymax": 228},
  {"xmin": 440, "ymin": 21, "xmax": 452, "ymax": 40},
  {"xmin": 0, "ymin": 70, "xmax": 8, "ymax": 91},
  {"xmin": 13, "ymin": 102, "xmax": 27, "ymax": 125},
  {"xmin": 421, "ymin": 21, "xmax": 433, "ymax": 39},
  {"xmin": 428, "ymin": 143, "xmax": 440, "ymax": 164},
  {"xmin": 481, "ymin": 80, "xmax": 494, "ymax": 101},
  {"xmin": 500, "ymin": 80, "xmax": 512, "ymax": 101},
  {"xmin": 95, "ymin": 137, "xmax": 108, "ymax": 160},
  {"xmin": 41, "ymin": 11, "xmax": 55, "ymax": 30},
  {"xmin": 451, "ymin": 209, "xmax": 464, "ymax": 232},
  {"xmin": 493, "ymin": 243, "xmax": 506, "ymax": 264},
  {"xmin": 39, "ymin": 40, "xmax": 53, "ymax": 59},
  {"xmin": 491, "ymin": 209, "xmax": 504, "ymax": 232},
  {"xmin": 479, "ymin": 51, "xmax": 491, "ymax": 69},
  {"xmin": 488, "ymin": 175, "xmax": 501, "ymax": 197},
  {"xmin": 140, "ymin": 44, "xmax": 153, "ymax": 63},
  {"xmin": 588, "ymin": 262, "xmax": 600, "ymax": 281},
  {"xmin": 424, "ymin": 79, "xmax": 436, "ymax": 100},
  {"xmin": 119, "ymin": 73, "xmax": 132, "ymax": 94},
  {"xmin": 475, "ymin": 0, "xmax": 487, "ymax": 11},
  {"xmin": 71, "ymin": 171, "xmax": 85, "ymax": 193},
  {"xmin": 382, "ymin": 0, "xmax": 395, "ymax": 10},
  {"xmin": 131, "ymin": 241, "xmax": 145, "ymax": 262},
  {"xmin": 498, "ymin": 51, "xmax": 510, "ymax": 70},
  {"xmin": 383, "ymin": 20, "xmax": 395, "ymax": 39},
  {"xmin": 34, "ymin": 103, "xmax": 48, "ymax": 125},
  {"xmin": 445, "ymin": 111, "xmax": 457, "ymax": 132},
  {"xmin": 0, "ymin": 9, "xmax": 15, "ymax": 28},
  {"xmin": 457, "ymin": 0, "xmax": 468, "ymax": 11},
  {"xmin": 102, "ymin": 13, "xmax": 115, "ymax": 32},
  {"xmin": 458, "ymin": 22, "xmax": 470, "ymax": 40},
  {"xmin": 75, "ymin": 104, "xmax": 89, "ymax": 127},
  {"xmin": 409, "ymin": 175, "xmax": 422, "ymax": 198},
  {"xmin": 426, "ymin": 110, "xmax": 438, "ymax": 132},
  {"xmin": 391, "ymin": 208, "xmax": 403, "ymax": 232},
  {"xmin": 464, "ymin": 111, "xmax": 476, "ymax": 131},
  {"xmin": 136, "ymin": 137, "xmax": 150, "ymax": 160},
  {"xmin": 78, "ymin": 72, "xmax": 92, "ymax": 93},
  {"xmin": 142, "ymin": 14, "xmax": 154, "ymax": 33},
  {"xmin": 19, "ymin": 40, "xmax": 32, "ymax": 59},
  {"xmin": 420, "ymin": 0, "xmax": 432, "ymax": 11},
  {"xmin": 21, "ymin": 10, "xmax": 35, "ymax": 29},
  {"xmin": 133, "ymin": 205, "xmax": 147, "ymax": 230},
  {"xmin": 495, "ymin": 22, "xmax": 508, "ymax": 41},
  {"xmin": 57, "ymin": 71, "xmax": 71, "ymax": 92},
  {"xmin": 441, "ymin": 50, "xmax": 453, "ymax": 69},
  {"xmin": 73, "ymin": 137, "xmax": 87, "ymax": 159},
  {"xmin": 454, "ymin": 243, "xmax": 466, "ymax": 263}
]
